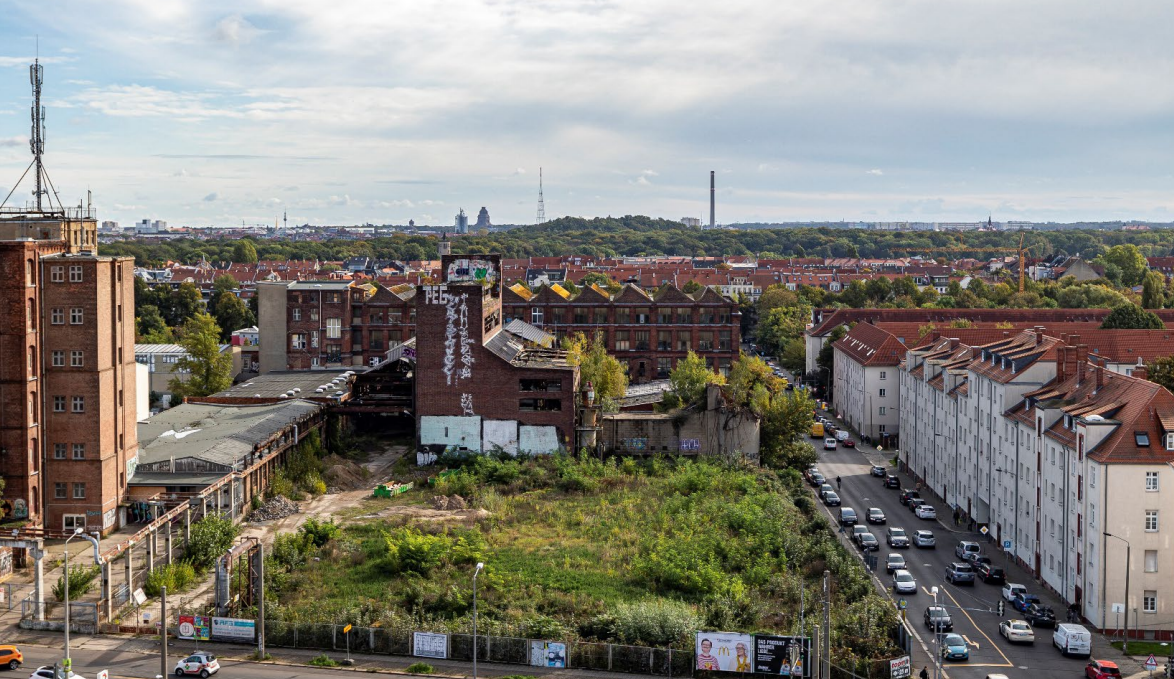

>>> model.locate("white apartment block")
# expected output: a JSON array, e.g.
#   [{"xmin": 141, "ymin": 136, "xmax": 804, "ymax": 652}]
[{"xmin": 831, "ymin": 323, "xmax": 903, "ymax": 443}]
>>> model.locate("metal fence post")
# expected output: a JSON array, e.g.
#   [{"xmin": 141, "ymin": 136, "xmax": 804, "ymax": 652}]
[{"xmin": 608, "ymin": 644, "xmax": 613, "ymax": 671}]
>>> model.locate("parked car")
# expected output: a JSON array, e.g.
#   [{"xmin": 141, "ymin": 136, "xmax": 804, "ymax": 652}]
[
  {"xmin": 892, "ymin": 569, "xmax": 917, "ymax": 594},
  {"xmin": 1085, "ymin": 660, "xmax": 1121, "ymax": 679},
  {"xmin": 900, "ymin": 489, "xmax": 921, "ymax": 505},
  {"xmin": 915, "ymin": 505, "xmax": 937, "ymax": 520},
  {"xmin": 887, "ymin": 527, "xmax": 910, "ymax": 548},
  {"xmin": 970, "ymin": 556, "xmax": 993, "ymax": 568},
  {"xmin": 913, "ymin": 530, "xmax": 936, "ymax": 548},
  {"xmin": 1002, "ymin": 583, "xmax": 1027, "ymax": 602},
  {"xmin": 840, "ymin": 508, "xmax": 858, "ymax": 525},
  {"xmin": 976, "ymin": 562, "xmax": 1006, "ymax": 585},
  {"xmin": 809, "ymin": 472, "xmax": 826, "ymax": 487},
  {"xmin": 29, "ymin": 669, "xmax": 85, "ymax": 679},
  {"xmin": 1053, "ymin": 624, "xmax": 1092, "ymax": 658},
  {"xmin": 955, "ymin": 541, "xmax": 982, "ymax": 561},
  {"xmin": 908, "ymin": 498, "xmax": 926, "ymax": 513},
  {"xmin": 852, "ymin": 525, "xmax": 870, "ymax": 544},
  {"xmin": 175, "ymin": 652, "xmax": 221, "ymax": 677},
  {"xmin": 870, "ymin": 465, "xmax": 886, "ymax": 476},
  {"xmin": 945, "ymin": 561, "xmax": 975, "ymax": 585},
  {"xmin": 823, "ymin": 491, "xmax": 841, "ymax": 506},
  {"xmin": 859, "ymin": 533, "xmax": 880, "ymax": 551},
  {"xmin": 824, "ymin": 438, "xmax": 838, "ymax": 450},
  {"xmin": 837, "ymin": 430, "xmax": 852, "ymax": 442},
  {"xmin": 884, "ymin": 475, "xmax": 900, "ymax": 488},
  {"xmin": 885, "ymin": 553, "xmax": 907, "ymax": 573},
  {"xmin": 1025, "ymin": 603, "xmax": 1057, "ymax": 628},
  {"xmin": 819, "ymin": 483, "xmax": 834, "ymax": 499},
  {"xmin": 867, "ymin": 507, "xmax": 886, "ymax": 524},
  {"xmin": 0, "ymin": 646, "xmax": 20, "ymax": 671},
  {"xmin": 924, "ymin": 606, "xmax": 953, "ymax": 632},
  {"xmin": 1000, "ymin": 619, "xmax": 1035, "ymax": 644},
  {"xmin": 842, "ymin": 439, "xmax": 856, "ymax": 448},
  {"xmin": 939, "ymin": 633, "xmax": 970, "ymax": 661},
  {"xmin": 1013, "ymin": 593, "xmax": 1042, "ymax": 613}
]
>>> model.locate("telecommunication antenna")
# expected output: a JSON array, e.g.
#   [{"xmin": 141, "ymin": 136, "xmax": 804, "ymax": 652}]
[
  {"xmin": 283, "ymin": 210, "xmax": 288, "ymax": 230},
  {"xmin": 30, "ymin": 56, "xmax": 47, "ymax": 211},
  {"xmin": 536, "ymin": 167, "xmax": 546, "ymax": 224}
]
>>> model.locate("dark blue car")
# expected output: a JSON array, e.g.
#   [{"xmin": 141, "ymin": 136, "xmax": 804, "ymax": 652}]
[{"xmin": 1013, "ymin": 593, "xmax": 1041, "ymax": 613}]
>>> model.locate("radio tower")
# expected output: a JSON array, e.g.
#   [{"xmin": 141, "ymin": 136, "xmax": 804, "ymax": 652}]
[
  {"xmin": 30, "ymin": 56, "xmax": 47, "ymax": 211},
  {"xmin": 536, "ymin": 167, "xmax": 546, "ymax": 224}
]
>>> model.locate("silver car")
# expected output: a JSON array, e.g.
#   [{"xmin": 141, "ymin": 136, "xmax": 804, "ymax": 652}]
[{"xmin": 913, "ymin": 530, "xmax": 936, "ymax": 548}]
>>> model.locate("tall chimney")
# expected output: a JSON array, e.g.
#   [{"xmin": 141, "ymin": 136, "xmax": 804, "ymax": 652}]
[
  {"xmin": 1056, "ymin": 346, "xmax": 1068, "ymax": 382},
  {"xmin": 1135, "ymin": 357, "xmax": 1149, "ymax": 381},
  {"xmin": 709, "ymin": 170, "xmax": 715, "ymax": 229}
]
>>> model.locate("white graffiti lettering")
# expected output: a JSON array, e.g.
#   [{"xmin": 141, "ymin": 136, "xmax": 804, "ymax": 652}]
[
  {"xmin": 443, "ymin": 294, "xmax": 459, "ymax": 385},
  {"xmin": 460, "ymin": 393, "xmax": 474, "ymax": 415}
]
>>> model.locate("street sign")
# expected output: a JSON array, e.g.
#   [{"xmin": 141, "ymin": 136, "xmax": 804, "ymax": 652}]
[
  {"xmin": 1112, "ymin": 603, "xmax": 1125, "ymax": 613},
  {"xmin": 1146, "ymin": 655, "xmax": 1158, "ymax": 671},
  {"xmin": 898, "ymin": 599, "xmax": 907, "ymax": 610},
  {"xmin": 980, "ymin": 526, "xmax": 989, "ymax": 535},
  {"xmin": 1002, "ymin": 540, "xmax": 1012, "ymax": 550},
  {"xmin": 890, "ymin": 655, "xmax": 911, "ymax": 679},
  {"xmin": 343, "ymin": 624, "xmax": 353, "ymax": 634},
  {"xmin": 97, "ymin": 671, "xmax": 109, "ymax": 679}
]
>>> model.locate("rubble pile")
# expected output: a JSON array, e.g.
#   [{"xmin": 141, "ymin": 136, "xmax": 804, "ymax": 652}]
[{"xmin": 251, "ymin": 496, "xmax": 300, "ymax": 521}]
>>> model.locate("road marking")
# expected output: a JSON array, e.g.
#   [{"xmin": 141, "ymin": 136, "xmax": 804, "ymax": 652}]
[
  {"xmin": 961, "ymin": 635, "xmax": 980, "ymax": 649},
  {"xmin": 938, "ymin": 585, "xmax": 1012, "ymax": 667}
]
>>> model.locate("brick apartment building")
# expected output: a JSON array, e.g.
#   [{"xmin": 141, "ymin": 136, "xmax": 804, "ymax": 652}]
[
  {"xmin": 0, "ymin": 211, "xmax": 137, "ymax": 532},
  {"xmin": 501, "ymin": 282, "xmax": 741, "ymax": 383},
  {"xmin": 257, "ymin": 279, "xmax": 416, "ymax": 372},
  {"xmin": 415, "ymin": 255, "xmax": 578, "ymax": 456}
]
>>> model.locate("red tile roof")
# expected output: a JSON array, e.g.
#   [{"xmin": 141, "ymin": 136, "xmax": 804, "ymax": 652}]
[{"xmin": 833, "ymin": 323, "xmax": 907, "ymax": 367}]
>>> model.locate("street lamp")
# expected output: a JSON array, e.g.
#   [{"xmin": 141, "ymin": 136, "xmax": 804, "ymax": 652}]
[
  {"xmin": 1104, "ymin": 532, "xmax": 1131, "ymax": 654},
  {"xmin": 63, "ymin": 523, "xmax": 85, "ymax": 667},
  {"xmin": 930, "ymin": 586, "xmax": 943, "ymax": 679},
  {"xmin": 473, "ymin": 562, "xmax": 484, "ymax": 679}
]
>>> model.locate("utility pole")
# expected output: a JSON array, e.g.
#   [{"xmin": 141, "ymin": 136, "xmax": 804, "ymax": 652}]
[
  {"xmin": 160, "ymin": 586, "xmax": 168, "ymax": 679},
  {"xmin": 822, "ymin": 570, "xmax": 831, "ymax": 679},
  {"xmin": 257, "ymin": 543, "xmax": 266, "ymax": 658}
]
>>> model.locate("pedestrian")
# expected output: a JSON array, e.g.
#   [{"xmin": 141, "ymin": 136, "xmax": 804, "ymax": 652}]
[
  {"xmin": 919, "ymin": 666, "xmax": 929, "ymax": 679},
  {"xmin": 953, "ymin": 508, "xmax": 961, "ymax": 526}
]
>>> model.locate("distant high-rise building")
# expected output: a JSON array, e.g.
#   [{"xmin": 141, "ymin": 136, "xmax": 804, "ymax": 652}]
[
  {"xmin": 455, "ymin": 209, "xmax": 469, "ymax": 234},
  {"xmin": 681, "ymin": 217, "xmax": 702, "ymax": 228},
  {"xmin": 475, "ymin": 207, "xmax": 492, "ymax": 230}
]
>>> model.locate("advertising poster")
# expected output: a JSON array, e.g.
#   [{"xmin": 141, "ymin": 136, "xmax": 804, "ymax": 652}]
[
  {"xmin": 211, "ymin": 616, "xmax": 256, "ymax": 642},
  {"xmin": 530, "ymin": 641, "xmax": 567, "ymax": 667},
  {"xmin": 177, "ymin": 615, "xmax": 211, "ymax": 641},
  {"xmin": 753, "ymin": 635, "xmax": 811, "ymax": 677},
  {"xmin": 890, "ymin": 655, "xmax": 911, "ymax": 679},
  {"xmin": 696, "ymin": 632, "xmax": 753, "ymax": 672},
  {"xmin": 413, "ymin": 632, "xmax": 448, "ymax": 659}
]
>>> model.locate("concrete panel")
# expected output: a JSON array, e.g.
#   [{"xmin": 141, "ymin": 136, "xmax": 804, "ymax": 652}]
[
  {"xmin": 518, "ymin": 425, "xmax": 560, "ymax": 456},
  {"xmin": 420, "ymin": 415, "xmax": 482, "ymax": 453},
  {"xmin": 482, "ymin": 420, "xmax": 519, "ymax": 456}
]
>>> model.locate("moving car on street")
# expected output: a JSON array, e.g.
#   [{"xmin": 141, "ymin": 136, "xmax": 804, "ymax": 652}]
[
  {"xmin": 175, "ymin": 652, "xmax": 221, "ymax": 677},
  {"xmin": 870, "ymin": 465, "xmax": 886, "ymax": 476},
  {"xmin": 867, "ymin": 507, "xmax": 886, "ymax": 524},
  {"xmin": 852, "ymin": 525, "xmax": 869, "ymax": 544},
  {"xmin": 1000, "ymin": 619, "xmax": 1035, "ymax": 644},
  {"xmin": 892, "ymin": 569, "xmax": 917, "ymax": 594},
  {"xmin": 824, "ymin": 437, "xmax": 838, "ymax": 450},
  {"xmin": 840, "ymin": 507, "xmax": 858, "ymax": 525},
  {"xmin": 900, "ymin": 489, "xmax": 921, "ymax": 505},
  {"xmin": 30, "ymin": 669, "xmax": 85, "ymax": 679},
  {"xmin": 823, "ymin": 491, "xmax": 841, "ymax": 506},
  {"xmin": 837, "ymin": 430, "xmax": 851, "ymax": 442},
  {"xmin": 885, "ymin": 553, "xmax": 907, "ymax": 573},
  {"xmin": 884, "ymin": 474, "xmax": 900, "ymax": 488},
  {"xmin": 955, "ymin": 541, "xmax": 981, "ymax": 561},
  {"xmin": 915, "ymin": 504, "xmax": 937, "ymax": 520},
  {"xmin": 886, "ymin": 527, "xmax": 910, "ymax": 548},
  {"xmin": 913, "ymin": 530, "xmax": 936, "ymax": 548},
  {"xmin": 939, "ymin": 633, "xmax": 970, "ymax": 661},
  {"xmin": 1085, "ymin": 660, "xmax": 1121, "ymax": 679},
  {"xmin": 924, "ymin": 606, "xmax": 953, "ymax": 632},
  {"xmin": 1054, "ymin": 624, "xmax": 1092, "ymax": 658},
  {"xmin": 859, "ymin": 533, "xmax": 879, "ymax": 551},
  {"xmin": 842, "ymin": 439, "xmax": 856, "ymax": 448},
  {"xmin": 0, "ymin": 646, "xmax": 21, "ymax": 671},
  {"xmin": 945, "ymin": 561, "xmax": 976, "ymax": 585},
  {"xmin": 976, "ymin": 562, "xmax": 1006, "ymax": 585}
]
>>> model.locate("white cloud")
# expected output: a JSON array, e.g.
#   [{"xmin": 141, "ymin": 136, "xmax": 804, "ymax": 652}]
[
  {"xmin": 866, "ymin": 169, "xmax": 884, "ymax": 176},
  {"xmin": 214, "ymin": 14, "xmax": 263, "ymax": 45},
  {"xmin": 0, "ymin": 136, "xmax": 25, "ymax": 148},
  {"xmin": 0, "ymin": 56, "xmax": 73, "ymax": 67},
  {"xmin": 513, "ymin": 167, "xmax": 526, "ymax": 175}
]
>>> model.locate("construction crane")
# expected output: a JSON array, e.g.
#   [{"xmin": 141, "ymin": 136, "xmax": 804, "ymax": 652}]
[{"xmin": 895, "ymin": 233, "xmax": 1029, "ymax": 293}]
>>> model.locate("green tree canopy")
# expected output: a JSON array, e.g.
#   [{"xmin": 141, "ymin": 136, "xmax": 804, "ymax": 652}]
[
  {"xmin": 231, "ymin": 240, "xmax": 259, "ymax": 264},
  {"xmin": 664, "ymin": 350, "xmax": 725, "ymax": 408},
  {"xmin": 761, "ymin": 389, "xmax": 817, "ymax": 469},
  {"xmin": 136, "ymin": 304, "xmax": 173, "ymax": 343},
  {"xmin": 1101, "ymin": 303, "xmax": 1165, "ymax": 330},
  {"xmin": 1097, "ymin": 244, "xmax": 1147, "ymax": 287},
  {"xmin": 1146, "ymin": 356, "xmax": 1174, "ymax": 395},
  {"xmin": 1142, "ymin": 271, "xmax": 1166, "ymax": 309},
  {"xmin": 726, "ymin": 354, "xmax": 782, "ymax": 414},
  {"xmin": 169, "ymin": 313, "xmax": 234, "ymax": 399},
  {"xmin": 563, "ymin": 332, "xmax": 628, "ymax": 411},
  {"xmin": 212, "ymin": 291, "xmax": 256, "ymax": 339}
]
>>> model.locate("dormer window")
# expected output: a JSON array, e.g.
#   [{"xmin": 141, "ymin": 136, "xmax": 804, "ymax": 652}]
[
  {"xmin": 1166, "ymin": 433, "xmax": 1174, "ymax": 451},
  {"xmin": 1136, "ymin": 432, "xmax": 1151, "ymax": 447},
  {"xmin": 1064, "ymin": 414, "xmax": 1073, "ymax": 430}
]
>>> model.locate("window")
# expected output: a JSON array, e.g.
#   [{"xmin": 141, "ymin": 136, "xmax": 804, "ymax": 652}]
[
  {"xmin": 593, "ymin": 308, "xmax": 608, "ymax": 325},
  {"xmin": 70, "ymin": 308, "xmax": 83, "ymax": 324},
  {"xmin": 1167, "ymin": 433, "xmax": 1174, "ymax": 451},
  {"xmin": 675, "ymin": 307, "xmax": 691, "ymax": 324},
  {"xmin": 880, "ymin": 371, "xmax": 887, "ymax": 380},
  {"xmin": 326, "ymin": 344, "xmax": 342, "ymax": 362},
  {"xmin": 54, "ymin": 443, "xmax": 66, "ymax": 459},
  {"xmin": 51, "ymin": 350, "xmax": 64, "ymax": 367},
  {"xmin": 531, "ymin": 308, "xmax": 544, "ymax": 326},
  {"xmin": 633, "ymin": 307, "xmax": 650, "ymax": 324},
  {"xmin": 879, "ymin": 388, "xmax": 887, "ymax": 397},
  {"xmin": 677, "ymin": 331, "xmax": 691, "ymax": 351},
  {"xmin": 615, "ymin": 307, "xmax": 630, "ymax": 324},
  {"xmin": 70, "ymin": 351, "xmax": 83, "ymax": 367},
  {"xmin": 53, "ymin": 396, "xmax": 65, "ymax": 413},
  {"xmin": 879, "ymin": 424, "xmax": 887, "ymax": 433},
  {"xmin": 1148, "ymin": 471, "xmax": 1159, "ymax": 492},
  {"xmin": 1144, "ymin": 591, "xmax": 1157, "ymax": 614},
  {"xmin": 879, "ymin": 406, "xmax": 887, "ymax": 416},
  {"xmin": 291, "ymin": 308, "xmax": 302, "ymax": 322},
  {"xmin": 54, "ymin": 483, "xmax": 66, "ymax": 499},
  {"xmin": 72, "ymin": 483, "xmax": 86, "ymax": 499},
  {"xmin": 1146, "ymin": 510, "xmax": 1159, "ymax": 532},
  {"xmin": 634, "ymin": 330, "xmax": 650, "ymax": 350},
  {"xmin": 326, "ymin": 318, "xmax": 342, "ymax": 339},
  {"xmin": 658, "ymin": 309, "xmax": 672, "ymax": 324},
  {"xmin": 72, "ymin": 443, "xmax": 85, "ymax": 460},
  {"xmin": 310, "ymin": 307, "xmax": 320, "ymax": 321},
  {"xmin": 519, "ymin": 398, "xmax": 561, "ymax": 411},
  {"xmin": 657, "ymin": 357, "xmax": 672, "ymax": 379},
  {"xmin": 657, "ymin": 330, "xmax": 672, "ymax": 351},
  {"xmin": 50, "ymin": 266, "xmax": 64, "ymax": 282},
  {"xmin": 697, "ymin": 331, "xmax": 713, "ymax": 351},
  {"xmin": 1146, "ymin": 550, "xmax": 1159, "ymax": 572},
  {"xmin": 51, "ymin": 308, "xmax": 64, "ymax": 325},
  {"xmin": 291, "ymin": 333, "xmax": 306, "ymax": 350},
  {"xmin": 311, "ymin": 330, "xmax": 319, "ymax": 348},
  {"xmin": 69, "ymin": 265, "xmax": 83, "ymax": 282},
  {"xmin": 520, "ymin": 379, "xmax": 562, "ymax": 392},
  {"xmin": 1137, "ymin": 432, "xmax": 1151, "ymax": 447},
  {"xmin": 615, "ymin": 330, "xmax": 630, "ymax": 351},
  {"xmin": 72, "ymin": 396, "xmax": 85, "ymax": 413}
]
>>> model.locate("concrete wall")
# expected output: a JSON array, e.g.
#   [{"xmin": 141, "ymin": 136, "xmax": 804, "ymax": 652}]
[
  {"xmin": 135, "ymin": 362, "xmax": 150, "ymax": 420},
  {"xmin": 419, "ymin": 415, "xmax": 482, "ymax": 453},
  {"xmin": 257, "ymin": 282, "xmax": 289, "ymax": 374},
  {"xmin": 519, "ymin": 425, "xmax": 560, "ymax": 455},
  {"xmin": 601, "ymin": 406, "xmax": 760, "ymax": 458},
  {"xmin": 483, "ymin": 419, "xmax": 519, "ymax": 456}
]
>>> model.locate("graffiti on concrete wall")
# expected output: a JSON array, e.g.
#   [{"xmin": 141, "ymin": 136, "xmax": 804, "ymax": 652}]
[
  {"xmin": 679, "ymin": 438, "xmax": 700, "ymax": 451},
  {"xmin": 0, "ymin": 547, "xmax": 11, "ymax": 578},
  {"xmin": 621, "ymin": 437, "xmax": 648, "ymax": 451}
]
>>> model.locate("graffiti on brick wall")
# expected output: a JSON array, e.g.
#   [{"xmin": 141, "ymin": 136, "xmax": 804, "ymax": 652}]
[
  {"xmin": 446, "ymin": 258, "xmax": 498, "ymax": 285},
  {"xmin": 461, "ymin": 393, "xmax": 474, "ymax": 416},
  {"xmin": 679, "ymin": 438, "xmax": 700, "ymax": 451},
  {"xmin": 423, "ymin": 284, "xmax": 449, "ymax": 305},
  {"xmin": 443, "ymin": 291, "xmax": 475, "ymax": 386},
  {"xmin": 0, "ymin": 548, "xmax": 11, "ymax": 578},
  {"xmin": 621, "ymin": 437, "xmax": 648, "ymax": 451}
]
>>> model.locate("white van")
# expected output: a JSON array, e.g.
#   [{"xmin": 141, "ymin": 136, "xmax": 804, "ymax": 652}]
[{"xmin": 1053, "ymin": 623, "xmax": 1091, "ymax": 658}]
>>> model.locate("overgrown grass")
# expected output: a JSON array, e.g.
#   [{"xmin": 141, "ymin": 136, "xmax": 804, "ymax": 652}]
[
  {"xmin": 406, "ymin": 662, "xmax": 435, "ymax": 674},
  {"xmin": 265, "ymin": 454, "xmax": 898, "ymax": 663},
  {"xmin": 308, "ymin": 653, "xmax": 338, "ymax": 667}
]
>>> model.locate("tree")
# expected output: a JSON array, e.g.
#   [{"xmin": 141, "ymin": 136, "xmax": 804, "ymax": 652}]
[
  {"xmin": 757, "ymin": 286, "xmax": 799, "ymax": 312},
  {"xmin": 212, "ymin": 291, "xmax": 256, "ymax": 339},
  {"xmin": 1097, "ymin": 244, "xmax": 1147, "ymax": 287},
  {"xmin": 1146, "ymin": 356, "xmax": 1174, "ymax": 394},
  {"xmin": 162, "ymin": 281, "xmax": 205, "ymax": 327},
  {"xmin": 1101, "ymin": 303, "xmax": 1165, "ymax": 330},
  {"xmin": 563, "ymin": 332, "xmax": 628, "ymax": 411},
  {"xmin": 231, "ymin": 240, "xmax": 259, "ymax": 264},
  {"xmin": 207, "ymin": 274, "xmax": 240, "ymax": 316},
  {"xmin": 169, "ymin": 313, "xmax": 233, "ymax": 399},
  {"xmin": 681, "ymin": 280, "xmax": 702, "ymax": 294},
  {"xmin": 756, "ymin": 306, "xmax": 811, "ymax": 356},
  {"xmin": 136, "ymin": 305, "xmax": 173, "ymax": 343},
  {"xmin": 780, "ymin": 341, "xmax": 805, "ymax": 374},
  {"xmin": 761, "ymin": 389, "xmax": 817, "ymax": 469},
  {"xmin": 185, "ymin": 514, "xmax": 240, "ymax": 570},
  {"xmin": 580, "ymin": 272, "xmax": 622, "ymax": 294},
  {"xmin": 1142, "ymin": 271, "xmax": 1165, "ymax": 309},
  {"xmin": 665, "ymin": 350, "xmax": 725, "ymax": 408},
  {"xmin": 727, "ymin": 354, "xmax": 781, "ymax": 413}
]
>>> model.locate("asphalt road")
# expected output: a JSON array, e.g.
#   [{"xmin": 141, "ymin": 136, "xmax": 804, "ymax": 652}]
[
  {"xmin": 809, "ymin": 420, "xmax": 1125, "ymax": 679},
  {"xmin": 11, "ymin": 644, "xmax": 365, "ymax": 679}
]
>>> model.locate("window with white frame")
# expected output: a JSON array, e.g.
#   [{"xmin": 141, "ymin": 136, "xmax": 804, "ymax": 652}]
[
  {"xmin": 70, "ymin": 351, "xmax": 83, "ymax": 367},
  {"xmin": 51, "ymin": 308, "xmax": 64, "ymax": 324},
  {"xmin": 880, "ymin": 371, "xmax": 887, "ymax": 380},
  {"xmin": 1146, "ymin": 510, "xmax": 1160, "ymax": 532},
  {"xmin": 51, "ymin": 351, "xmax": 64, "ymax": 367},
  {"xmin": 70, "ymin": 308, "xmax": 83, "ymax": 324},
  {"xmin": 53, "ymin": 443, "xmax": 66, "ymax": 459},
  {"xmin": 1167, "ymin": 433, "xmax": 1174, "ymax": 451},
  {"xmin": 1146, "ymin": 550, "xmax": 1158, "ymax": 572},
  {"xmin": 326, "ymin": 318, "xmax": 342, "ymax": 339},
  {"xmin": 72, "ymin": 396, "xmax": 84, "ymax": 413},
  {"xmin": 291, "ymin": 333, "xmax": 306, "ymax": 350},
  {"xmin": 52, "ymin": 396, "xmax": 65, "ymax": 412},
  {"xmin": 1144, "ymin": 591, "xmax": 1157, "ymax": 613},
  {"xmin": 879, "ymin": 407, "xmax": 887, "ymax": 416},
  {"xmin": 50, "ymin": 266, "xmax": 64, "ymax": 282},
  {"xmin": 531, "ymin": 307, "xmax": 544, "ymax": 326},
  {"xmin": 292, "ymin": 308, "xmax": 301, "ymax": 321},
  {"xmin": 72, "ymin": 483, "xmax": 86, "ymax": 499},
  {"xmin": 69, "ymin": 265, "xmax": 82, "ymax": 282},
  {"xmin": 72, "ymin": 443, "xmax": 84, "ymax": 459},
  {"xmin": 1147, "ymin": 471, "xmax": 1159, "ymax": 491}
]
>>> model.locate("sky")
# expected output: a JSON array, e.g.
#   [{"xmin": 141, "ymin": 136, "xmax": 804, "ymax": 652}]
[{"xmin": 1, "ymin": 0, "xmax": 1173, "ymax": 227}]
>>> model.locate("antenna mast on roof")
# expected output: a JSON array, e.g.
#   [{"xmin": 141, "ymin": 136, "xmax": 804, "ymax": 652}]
[
  {"xmin": 30, "ymin": 55, "xmax": 47, "ymax": 211},
  {"xmin": 536, "ymin": 167, "xmax": 546, "ymax": 224}
]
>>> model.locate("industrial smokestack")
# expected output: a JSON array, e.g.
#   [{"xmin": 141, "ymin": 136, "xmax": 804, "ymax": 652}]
[{"xmin": 709, "ymin": 171, "xmax": 715, "ymax": 229}]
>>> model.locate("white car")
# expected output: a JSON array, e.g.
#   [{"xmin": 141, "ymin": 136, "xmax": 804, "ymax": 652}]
[
  {"xmin": 999, "ymin": 619, "xmax": 1035, "ymax": 644},
  {"xmin": 835, "ymin": 430, "xmax": 850, "ymax": 441},
  {"xmin": 1002, "ymin": 583, "xmax": 1027, "ymax": 602},
  {"xmin": 30, "ymin": 668, "xmax": 86, "ymax": 679},
  {"xmin": 175, "ymin": 652, "xmax": 221, "ymax": 677},
  {"xmin": 892, "ymin": 569, "xmax": 917, "ymax": 594},
  {"xmin": 824, "ymin": 438, "xmax": 837, "ymax": 450},
  {"xmin": 915, "ymin": 505, "xmax": 937, "ymax": 520}
]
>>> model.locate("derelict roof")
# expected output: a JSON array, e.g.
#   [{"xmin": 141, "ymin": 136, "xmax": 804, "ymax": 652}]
[
  {"xmin": 212, "ymin": 370, "xmax": 354, "ymax": 399},
  {"xmin": 137, "ymin": 400, "xmax": 322, "ymax": 468}
]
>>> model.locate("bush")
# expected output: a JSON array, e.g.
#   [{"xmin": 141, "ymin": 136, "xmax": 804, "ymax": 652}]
[
  {"xmin": 52, "ymin": 564, "xmax": 100, "ymax": 602},
  {"xmin": 301, "ymin": 517, "xmax": 340, "ymax": 548},
  {"xmin": 406, "ymin": 662, "xmax": 434, "ymax": 674},
  {"xmin": 606, "ymin": 599, "xmax": 700, "ymax": 647},
  {"xmin": 383, "ymin": 528, "xmax": 448, "ymax": 575},
  {"xmin": 308, "ymin": 653, "xmax": 338, "ymax": 667},
  {"xmin": 144, "ymin": 562, "xmax": 199, "ymax": 597},
  {"xmin": 185, "ymin": 514, "xmax": 240, "ymax": 570},
  {"xmin": 268, "ymin": 469, "xmax": 297, "ymax": 500}
]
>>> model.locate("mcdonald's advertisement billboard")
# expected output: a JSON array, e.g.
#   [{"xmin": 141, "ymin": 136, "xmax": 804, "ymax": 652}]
[
  {"xmin": 695, "ymin": 632, "xmax": 753, "ymax": 672},
  {"xmin": 695, "ymin": 632, "xmax": 812, "ymax": 676}
]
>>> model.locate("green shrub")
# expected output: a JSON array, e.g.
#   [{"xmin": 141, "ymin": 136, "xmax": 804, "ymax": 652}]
[
  {"xmin": 144, "ymin": 562, "xmax": 199, "ymax": 597},
  {"xmin": 308, "ymin": 653, "xmax": 338, "ymax": 667},
  {"xmin": 185, "ymin": 514, "xmax": 240, "ymax": 570},
  {"xmin": 608, "ymin": 599, "xmax": 700, "ymax": 646},
  {"xmin": 301, "ymin": 517, "xmax": 340, "ymax": 548},
  {"xmin": 52, "ymin": 564, "xmax": 101, "ymax": 602},
  {"xmin": 406, "ymin": 662, "xmax": 434, "ymax": 674},
  {"xmin": 383, "ymin": 527, "xmax": 449, "ymax": 574},
  {"xmin": 268, "ymin": 469, "xmax": 296, "ymax": 500}
]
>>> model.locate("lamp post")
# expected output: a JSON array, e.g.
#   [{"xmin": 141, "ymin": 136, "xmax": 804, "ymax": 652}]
[
  {"xmin": 1104, "ymin": 532, "xmax": 1131, "ymax": 654},
  {"xmin": 930, "ymin": 586, "xmax": 943, "ymax": 679},
  {"xmin": 63, "ymin": 526, "xmax": 84, "ymax": 668},
  {"xmin": 473, "ymin": 562, "xmax": 484, "ymax": 679}
]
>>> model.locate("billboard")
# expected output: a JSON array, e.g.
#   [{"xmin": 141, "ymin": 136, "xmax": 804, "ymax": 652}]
[
  {"xmin": 177, "ymin": 615, "xmax": 211, "ymax": 641},
  {"xmin": 696, "ymin": 632, "xmax": 753, "ymax": 672},
  {"xmin": 413, "ymin": 632, "xmax": 448, "ymax": 659},
  {"xmin": 753, "ymin": 635, "xmax": 811, "ymax": 677},
  {"xmin": 530, "ymin": 641, "xmax": 567, "ymax": 667},
  {"xmin": 211, "ymin": 616, "xmax": 255, "ymax": 642},
  {"xmin": 890, "ymin": 655, "xmax": 911, "ymax": 679}
]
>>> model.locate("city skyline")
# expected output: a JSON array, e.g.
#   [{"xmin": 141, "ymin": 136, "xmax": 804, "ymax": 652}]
[{"xmin": 2, "ymin": 1, "xmax": 1174, "ymax": 227}]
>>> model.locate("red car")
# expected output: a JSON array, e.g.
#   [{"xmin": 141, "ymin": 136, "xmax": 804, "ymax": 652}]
[
  {"xmin": 1086, "ymin": 660, "xmax": 1121, "ymax": 679},
  {"xmin": 842, "ymin": 439, "xmax": 856, "ymax": 448}
]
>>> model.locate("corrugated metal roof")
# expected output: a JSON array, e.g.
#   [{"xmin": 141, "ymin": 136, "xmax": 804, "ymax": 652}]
[{"xmin": 504, "ymin": 319, "xmax": 555, "ymax": 346}]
